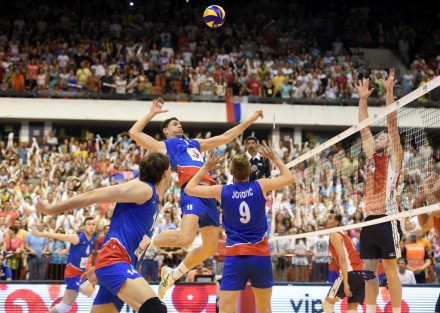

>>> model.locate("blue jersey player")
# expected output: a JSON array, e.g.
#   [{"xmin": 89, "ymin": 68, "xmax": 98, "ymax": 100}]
[
  {"xmin": 31, "ymin": 217, "xmax": 97, "ymax": 313},
  {"xmin": 34, "ymin": 152, "xmax": 170, "ymax": 313},
  {"xmin": 186, "ymin": 141, "xmax": 294, "ymax": 313},
  {"xmin": 129, "ymin": 98, "xmax": 263, "ymax": 299}
]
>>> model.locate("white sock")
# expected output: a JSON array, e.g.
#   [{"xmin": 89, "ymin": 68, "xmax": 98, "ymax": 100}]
[
  {"xmin": 150, "ymin": 234, "xmax": 157, "ymax": 248},
  {"xmin": 392, "ymin": 307, "xmax": 401, "ymax": 313},
  {"xmin": 172, "ymin": 262, "xmax": 189, "ymax": 281},
  {"xmin": 366, "ymin": 304, "xmax": 376, "ymax": 313}
]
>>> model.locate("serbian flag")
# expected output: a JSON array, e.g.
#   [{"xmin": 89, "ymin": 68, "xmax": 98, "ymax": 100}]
[
  {"xmin": 226, "ymin": 95, "xmax": 248, "ymax": 122},
  {"xmin": 109, "ymin": 170, "xmax": 139, "ymax": 182}
]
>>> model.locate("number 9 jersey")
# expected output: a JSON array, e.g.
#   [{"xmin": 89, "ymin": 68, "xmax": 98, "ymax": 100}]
[{"xmin": 221, "ymin": 181, "xmax": 270, "ymax": 256}]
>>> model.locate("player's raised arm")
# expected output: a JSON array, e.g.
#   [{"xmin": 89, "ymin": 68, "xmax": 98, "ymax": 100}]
[
  {"xmin": 34, "ymin": 180, "xmax": 152, "ymax": 216},
  {"xmin": 185, "ymin": 152, "xmax": 224, "ymax": 202},
  {"xmin": 128, "ymin": 98, "xmax": 168, "ymax": 154},
  {"xmin": 31, "ymin": 226, "xmax": 80, "ymax": 245},
  {"xmin": 381, "ymin": 68, "xmax": 403, "ymax": 172},
  {"xmin": 356, "ymin": 78, "xmax": 375, "ymax": 159},
  {"xmin": 197, "ymin": 110, "xmax": 264, "ymax": 151},
  {"xmin": 257, "ymin": 141, "xmax": 294, "ymax": 194}
]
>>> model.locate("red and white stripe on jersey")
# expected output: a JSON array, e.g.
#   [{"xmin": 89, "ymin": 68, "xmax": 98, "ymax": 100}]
[
  {"xmin": 95, "ymin": 238, "xmax": 131, "ymax": 270},
  {"xmin": 329, "ymin": 232, "xmax": 363, "ymax": 272},
  {"xmin": 177, "ymin": 165, "xmax": 216, "ymax": 188},
  {"xmin": 225, "ymin": 234, "xmax": 271, "ymax": 257}
]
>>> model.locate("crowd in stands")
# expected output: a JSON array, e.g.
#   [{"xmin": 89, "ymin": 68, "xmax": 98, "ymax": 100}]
[
  {"xmin": 0, "ymin": 0, "xmax": 440, "ymax": 102},
  {"xmin": 0, "ymin": 128, "xmax": 439, "ymax": 284}
]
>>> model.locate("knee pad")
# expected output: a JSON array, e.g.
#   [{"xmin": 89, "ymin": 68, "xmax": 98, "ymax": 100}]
[
  {"xmin": 139, "ymin": 297, "xmax": 167, "ymax": 313},
  {"xmin": 322, "ymin": 300, "xmax": 335, "ymax": 313},
  {"xmin": 362, "ymin": 259, "xmax": 379, "ymax": 285},
  {"xmin": 89, "ymin": 289, "xmax": 98, "ymax": 300},
  {"xmin": 54, "ymin": 302, "xmax": 72, "ymax": 313}
]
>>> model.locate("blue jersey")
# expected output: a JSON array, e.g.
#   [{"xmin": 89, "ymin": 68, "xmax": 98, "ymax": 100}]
[
  {"xmin": 95, "ymin": 181, "xmax": 159, "ymax": 270},
  {"xmin": 221, "ymin": 181, "xmax": 270, "ymax": 256},
  {"xmin": 164, "ymin": 138, "xmax": 215, "ymax": 188},
  {"xmin": 65, "ymin": 232, "xmax": 95, "ymax": 278}
]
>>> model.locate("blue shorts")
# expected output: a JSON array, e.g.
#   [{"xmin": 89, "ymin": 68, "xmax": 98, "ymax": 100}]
[
  {"xmin": 65, "ymin": 276, "xmax": 81, "ymax": 292},
  {"xmin": 220, "ymin": 256, "xmax": 274, "ymax": 290},
  {"xmin": 93, "ymin": 262, "xmax": 142, "ymax": 311},
  {"xmin": 180, "ymin": 189, "xmax": 219, "ymax": 228}
]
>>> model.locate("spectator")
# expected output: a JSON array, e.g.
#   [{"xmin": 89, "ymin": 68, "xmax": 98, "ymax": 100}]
[
  {"xmin": 25, "ymin": 222, "xmax": 49, "ymax": 280},
  {"xmin": 397, "ymin": 257, "xmax": 416, "ymax": 284},
  {"xmin": 401, "ymin": 233, "xmax": 431, "ymax": 284}
]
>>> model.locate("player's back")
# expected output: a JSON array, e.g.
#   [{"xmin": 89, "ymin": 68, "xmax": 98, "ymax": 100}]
[
  {"xmin": 101, "ymin": 181, "xmax": 159, "ymax": 267},
  {"xmin": 221, "ymin": 181, "xmax": 270, "ymax": 256}
]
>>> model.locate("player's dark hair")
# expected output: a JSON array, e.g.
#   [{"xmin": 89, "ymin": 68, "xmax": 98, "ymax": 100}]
[
  {"xmin": 139, "ymin": 152, "xmax": 170, "ymax": 185},
  {"xmin": 231, "ymin": 153, "xmax": 251, "ymax": 181},
  {"xmin": 83, "ymin": 217, "xmax": 94, "ymax": 225},
  {"xmin": 160, "ymin": 117, "xmax": 179, "ymax": 138},
  {"xmin": 328, "ymin": 209, "xmax": 342, "ymax": 225},
  {"xmin": 245, "ymin": 136, "xmax": 258, "ymax": 144}
]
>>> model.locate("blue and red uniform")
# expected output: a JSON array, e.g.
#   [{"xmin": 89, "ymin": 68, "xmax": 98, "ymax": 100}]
[
  {"xmin": 93, "ymin": 181, "xmax": 159, "ymax": 310},
  {"xmin": 165, "ymin": 138, "xmax": 219, "ymax": 227},
  {"xmin": 220, "ymin": 181, "xmax": 274, "ymax": 290},
  {"xmin": 64, "ymin": 232, "xmax": 95, "ymax": 291}
]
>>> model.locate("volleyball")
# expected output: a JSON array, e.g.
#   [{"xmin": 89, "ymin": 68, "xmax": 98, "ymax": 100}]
[{"xmin": 203, "ymin": 5, "xmax": 225, "ymax": 28}]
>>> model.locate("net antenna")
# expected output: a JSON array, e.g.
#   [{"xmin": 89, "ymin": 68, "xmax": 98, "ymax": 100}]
[{"xmin": 270, "ymin": 75, "xmax": 440, "ymax": 242}]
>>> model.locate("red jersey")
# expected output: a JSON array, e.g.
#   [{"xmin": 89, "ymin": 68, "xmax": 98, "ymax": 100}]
[{"xmin": 329, "ymin": 232, "xmax": 363, "ymax": 272}]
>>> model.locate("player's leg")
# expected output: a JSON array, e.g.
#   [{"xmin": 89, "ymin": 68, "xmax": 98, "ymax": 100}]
[
  {"xmin": 381, "ymin": 220, "xmax": 402, "ymax": 312},
  {"xmin": 219, "ymin": 256, "xmax": 249, "ymax": 313},
  {"xmin": 363, "ymin": 259, "xmax": 379, "ymax": 312},
  {"xmin": 382, "ymin": 258, "xmax": 401, "ymax": 310},
  {"xmin": 249, "ymin": 256, "xmax": 274, "ymax": 313},
  {"xmin": 152, "ymin": 214, "xmax": 199, "ymax": 248},
  {"xmin": 158, "ymin": 196, "xmax": 219, "ymax": 299},
  {"xmin": 218, "ymin": 291, "xmax": 240, "ymax": 313},
  {"xmin": 90, "ymin": 303, "xmax": 120, "ymax": 313},
  {"xmin": 252, "ymin": 287, "xmax": 272, "ymax": 313},
  {"xmin": 48, "ymin": 289, "xmax": 78, "ymax": 313},
  {"xmin": 322, "ymin": 276, "xmax": 343, "ymax": 313},
  {"xmin": 117, "ymin": 277, "xmax": 166, "ymax": 312},
  {"xmin": 158, "ymin": 224, "xmax": 218, "ymax": 299}
]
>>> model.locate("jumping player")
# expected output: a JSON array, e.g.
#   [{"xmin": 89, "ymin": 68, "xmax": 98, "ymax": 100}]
[
  {"xmin": 31, "ymin": 217, "xmax": 97, "ymax": 313},
  {"xmin": 34, "ymin": 152, "xmax": 170, "ymax": 313},
  {"xmin": 322, "ymin": 210, "xmax": 365, "ymax": 313},
  {"xmin": 129, "ymin": 98, "xmax": 263, "ymax": 299},
  {"xmin": 415, "ymin": 172, "xmax": 440, "ymax": 313},
  {"xmin": 185, "ymin": 141, "xmax": 294, "ymax": 313},
  {"xmin": 356, "ymin": 68, "xmax": 403, "ymax": 313}
]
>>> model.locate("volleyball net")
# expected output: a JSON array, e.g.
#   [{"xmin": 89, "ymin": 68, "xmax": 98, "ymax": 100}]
[{"xmin": 270, "ymin": 75, "xmax": 440, "ymax": 242}]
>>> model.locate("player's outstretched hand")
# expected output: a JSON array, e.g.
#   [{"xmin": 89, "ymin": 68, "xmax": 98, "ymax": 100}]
[
  {"xmin": 380, "ymin": 68, "xmax": 395, "ymax": 92},
  {"xmin": 251, "ymin": 110, "xmax": 264, "ymax": 121},
  {"xmin": 355, "ymin": 78, "xmax": 374, "ymax": 100},
  {"xmin": 149, "ymin": 98, "xmax": 168, "ymax": 115},
  {"xmin": 32, "ymin": 195, "xmax": 52, "ymax": 215},
  {"xmin": 257, "ymin": 140, "xmax": 276, "ymax": 160},
  {"xmin": 203, "ymin": 151, "xmax": 225, "ymax": 171}
]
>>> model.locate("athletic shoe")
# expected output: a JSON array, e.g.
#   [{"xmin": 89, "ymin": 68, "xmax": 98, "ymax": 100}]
[{"xmin": 158, "ymin": 266, "xmax": 175, "ymax": 299}]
